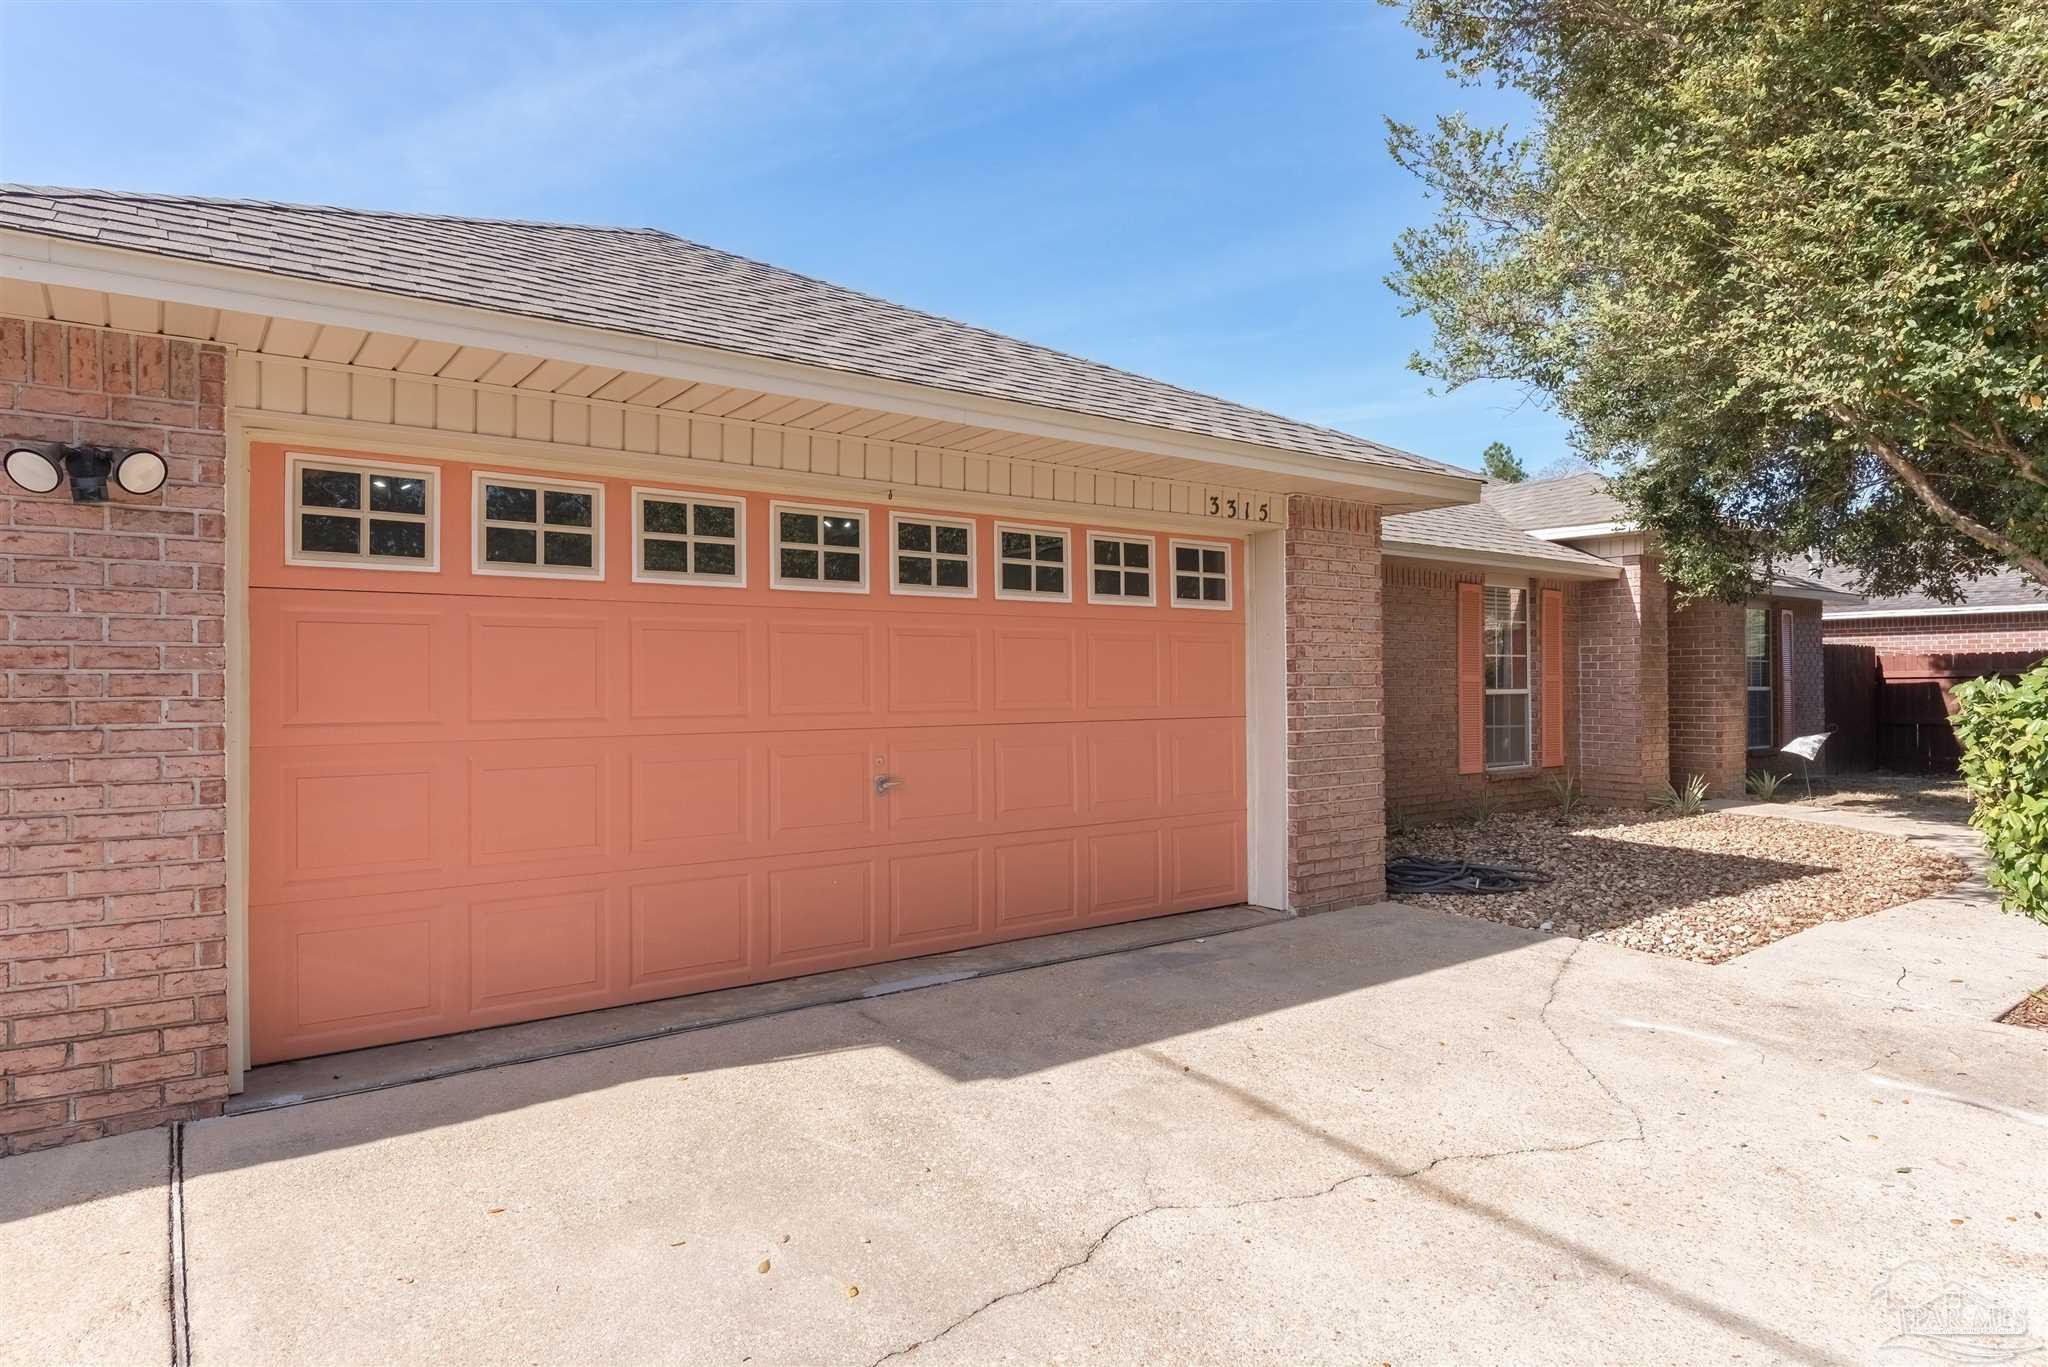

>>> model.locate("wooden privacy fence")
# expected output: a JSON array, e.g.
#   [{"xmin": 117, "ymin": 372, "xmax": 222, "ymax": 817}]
[{"xmin": 1824, "ymin": 646, "xmax": 2045, "ymax": 772}]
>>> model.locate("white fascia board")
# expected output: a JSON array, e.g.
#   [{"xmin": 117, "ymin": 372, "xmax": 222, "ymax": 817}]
[
  {"xmin": 1824, "ymin": 601, "xmax": 2048, "ymax": 621},
  {"xmin": 1381, "ymin": 540, "xmax": 1622, "ymax": 580},
  {"xmin": 1, "ymin": 229, "xmax": 1480, "ymax": 507},
  {"xmin": 1524, "ymin": 520, "xmax": 1633, "ymax": 541}
]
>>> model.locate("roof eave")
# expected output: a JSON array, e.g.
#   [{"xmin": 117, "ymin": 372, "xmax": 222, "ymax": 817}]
[
  {"xmin": 0, "ymin": 227, "xmax": 1481, "ymax": 508},
  {"xmin": 1381, "ymin": 540, "xmax": 1621, "ymax": 580},
  {"xmin": 1824, "ymin": 601, "xmax": 2048, "ymax": 620}
]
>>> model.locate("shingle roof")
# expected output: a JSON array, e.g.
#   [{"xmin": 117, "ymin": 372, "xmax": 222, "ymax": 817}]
[
  {"xmin": 0, "ymin": 186, "xmax": 1468, "ymax": 482},
  {"xmin": 1482, "ymin": 472, "xmax": 1627, "ymax": 531},
  {"xmin": 1381, "ymin": 499, "xmax": 1618, "ymax": 574},
  {"xmin": 1814, "ymin": 565, "xmax": 2047, "ymax": 615}
]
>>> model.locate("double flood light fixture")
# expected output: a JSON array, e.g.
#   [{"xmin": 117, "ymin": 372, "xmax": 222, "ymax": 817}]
[{"xmin": 3, "ymin": 440, "xmax": 167, "ymax": 502}]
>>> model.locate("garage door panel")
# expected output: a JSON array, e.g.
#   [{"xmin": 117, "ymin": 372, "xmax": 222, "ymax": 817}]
[
  {"xmin": 767, "ymin": 736, "xmax": 879, "ymax": 846},
  {"xmin": 1086, "ymin": 826, "xmax": 1167, "ymax": 916},
  {"xmin": 252, "ymin": 594, "xmax": 455, "ymax": 745},
  {"xmin": 767, "ymin": 620, "xmax": 877, "ymax": 719},
  {"xmin": 628, "ymin": 616, "xmax": 754, "ymax": 722},
  {"xmin": 627, "ymin": 870, "xmax": 755, "ymax": 991},
  {"xmin": 992, "ymin": 834, "xmax": 1082, "ymax": 931},
  {"xmin": 881, "ymin": 731, "xmax": 985, "ymax": 840},
  {"xmin": 1084, "ymin": 724, "xmax": 1165, "ymax": 821},
  {"xmin": 627, "ymin": 737, "xmax": 756, "ymax": 860},
  {"xmin": 467, "ymin": 743, "xmax": 612, "ymax": 869},
  {"xmin": 250, "ymin": 891, "xmax": 463, "ymax": 1064},
  {"xmin": 468, "ymin": 885, "xmax": 610, "ymax": 1017},
  {"xmin": 1167, "ymin": 633, "xmax": 1243, "ymax": 712},
  {"xmin": 885, "ymin": 624, "xmax": 982, "ymax": 719},
  {"xmin": 887, "ymin": 846, "xmax": 986, "ymax": 949},
  {"xmin": 766, "ymin": 857, "xmax": 879, "ymax": 969},
  {"xmin": 1171, "ymin": 818, "xmax": 1245, "ymax": 903},
  {"xmin": 991, "ymin": 627, "xmax": 1079, "ymax": 715},
  {"xmin": 1085, "ymin": 630, "xmax": 1163, "ymax": 711},
  {"xmin": 466, "ymin": 610, "xmax": 612, "ymax": 725},
  {"xmin": 252, "ymin": 746, "xmax": 463, "ymax": 901},
  {"xmin": 1166, "ymin": 718, "xmax": 1247, "ymax": 814}
]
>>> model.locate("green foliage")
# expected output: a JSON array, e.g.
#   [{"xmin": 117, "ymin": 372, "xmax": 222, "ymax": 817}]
[
  {"xmin": 1385, "ymin": 0, "xmax": 2048, "ymax": 601},
  {"xmin": 1745, "ymin": 769, "xmax": 1787, "ymax": 801},
  {"xmin": 1545, "ymin": 770, "xmax": 1583, "ymax": 818},
  {"xmin": 1469, "ymin": 786, "xmax": 1504, "ymax": 824},
  {"xmin": 1654, "ymin": 773, "xmax": 1711, "ymax": 815},
  {"xmin": 1952, "ymin": 662, "xmax": 2048, "ymax": 923},
  {"xmin": 1482, "ymin": 440, "xmax": 1527, "ymax": 482}
]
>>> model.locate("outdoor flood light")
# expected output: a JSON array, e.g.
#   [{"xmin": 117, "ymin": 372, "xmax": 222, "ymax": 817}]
[{"xmin": 2, "ymin": 441, "xmax": 166, "ymax": 501}]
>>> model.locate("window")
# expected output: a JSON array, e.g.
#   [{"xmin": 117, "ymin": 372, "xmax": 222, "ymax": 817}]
[
  {"xmin": 634, "ymin": 489, "xmax": 745, "ymax": 586},
  {"xmin": 1170, "ymin": 539, "xmax": 1231, "ymax": 609},
  {"xmin": 891, "ymin": 514, "xmax": 974, "ymax": 597},
  {"xmin": 286, "ymin": 454, "xmax": 436, "ymax": 570},
  {"xmin": 1087, "ymin": 533, "xmax": 1156, "ymax": 605},
  {"xmin": 994, "ymin": 524, "xmax": 1070, "ymax": 601},
  {"xmin": 1483, "ymin": 584, "xmax": 1531, "ymax": 768},
  {"xmin": 473, "ymin": 473, "xmax": 601, "ymax": 578},
  {"xmin": 771, "ymin": 501, "xmax": 866, "ymax": 592},
  {"xmin": 1746, "ymin": 606, "xmax": 1773, "ymax": 750}
]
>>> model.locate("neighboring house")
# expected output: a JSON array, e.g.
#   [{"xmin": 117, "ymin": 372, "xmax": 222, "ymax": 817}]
[
  {"xmin": 0, "ymin": 187, "xmax": 1488, "ymax": 1153},
  {"xmin": 1381, "ymin": 472, "xmax": 1858, "ymax": 824},
  {"xmin": 1818, "ymin": 567, "xmax": 2048, "ymax": 655}
]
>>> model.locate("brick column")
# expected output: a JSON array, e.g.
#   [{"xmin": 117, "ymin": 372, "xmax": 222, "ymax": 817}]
[
  {"xmin": 1, "ymin": 319, "xmax": 229, "ymax": 1155},
  {"xmin": 1283, "ymin": 496, "xmax": 1384, "ymax": 912},
  {"xmin": 1577, "ymin": 553, "xmax": 1669, "ymax": 805},
  {"xmin": 1667, "ymin": 598, "xmax": 1747, "ymax": 796}
]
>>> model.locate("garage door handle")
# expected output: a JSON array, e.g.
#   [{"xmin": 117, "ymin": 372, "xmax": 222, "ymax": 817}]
[{"xmin": 874, "ymin": 775, "xmax": 903, "ymax": 795}]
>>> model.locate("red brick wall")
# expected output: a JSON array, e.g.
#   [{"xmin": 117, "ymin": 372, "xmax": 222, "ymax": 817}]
[
  {"xmin": 1381, "ymin": 559, "xmax": 1577, "ymax": 826},
  {"xmin": 1284, "ymin": 497, "xmax": 1384, "ymax": 912},
  {"xmin": 1, "ymin": 319, "xmax": 229, "ymax": 1156},
  {"xmin": 1823, "ymin": 613, "xmax": 2048, "ymax": 655},
  {"xmin": 1576, "ymin": 554, "xmax": 1668, "ymax": 805},
  {"xmin": 1667, "ymin": 598, "xmax": 1746, "ymax": 797}
]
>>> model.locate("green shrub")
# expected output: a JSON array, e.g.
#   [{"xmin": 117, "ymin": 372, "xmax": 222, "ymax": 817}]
[
  {"xmin": 1545, "ymin": 771, "xmax": 1584, "ymax": 820},
  {"xmin": 1654, "ymin": 773, "xmax": 1710, "ymax": 816},
  {"xmin": 1745, "ymin": 769, "xmax": 1786, "ymax": 801},
  {"xmin": 1953, "ymin": 663, "xmax": 2048, "ymax": 925}
]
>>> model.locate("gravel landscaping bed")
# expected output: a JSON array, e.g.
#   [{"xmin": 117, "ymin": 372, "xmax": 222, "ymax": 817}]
[
  {"xmin": 1387, "ymin": 810, "xmax": 1966, "ymax": 964},
  {"xmin": 2000, "ymin": 987, "xmax": 2048, "ymax": 1031}
]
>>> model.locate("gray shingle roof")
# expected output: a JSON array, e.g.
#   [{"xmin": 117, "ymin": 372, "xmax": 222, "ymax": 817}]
[
  {"xmin": 0, "ymin": 186, "xmax": 1468, "ymax": 482},
  {"xmin": 1382, "ymin": 499, "xmax": 1618, "ymax": 574},
  {"xmin": 1482, "ymin": 472, "xmax": 1627, "ymax": 531},
  {"xmin": 1815, "ymin": 565, "xmax": 2047, "ymax": 615}
]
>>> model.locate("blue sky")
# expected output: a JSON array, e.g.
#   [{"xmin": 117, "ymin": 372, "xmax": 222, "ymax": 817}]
[{"xmin": 0, "ymin": 0, "xmax": 1572, "ymax": 474}]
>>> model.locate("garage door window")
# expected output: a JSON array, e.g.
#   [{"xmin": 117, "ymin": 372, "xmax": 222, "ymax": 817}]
[
  {"xmin": 475, "ymin": 473, "xmax": 602, "ymax": 578},
  {"xmin": 994, "ymin": 524, "xmax": 1070, "ymax": 601},
  {"xmin": 633, "ymin": 489, "xmax": 745, "ymax": 586},
  {"xmin": 286, "ymin": 454, "xmax": 437, "ymax": 570},
  {"xmin": 1170, "ymin": 540, "xmax": 1231, "ymax": 609},
  {"xmin": 892, "ymin": 514, "xmax": 974, "ymax": 597},
  {"xmin": 772, "ymin": 502, "xmax": 867, "ymax": 592},
  {"xmin": 1088, "ymin": 533, "xmax": 1156, "ymax": 605}
]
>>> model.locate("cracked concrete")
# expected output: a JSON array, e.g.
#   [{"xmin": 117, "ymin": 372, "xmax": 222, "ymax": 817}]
[{"xmin": 4, "ymin": 894, "xmax": 2046, "ymax": 1366}]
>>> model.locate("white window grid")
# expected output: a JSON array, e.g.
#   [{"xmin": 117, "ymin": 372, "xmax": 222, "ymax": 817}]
[
  {"xmin": 632, "ymin": 488, "xmax": 747, "ymax": 587},
  {"xmin": 1086, "ymin": 532, "xmax": 1158, "ymax": 606},
  {"xmin": 769, "ymin": 500, "xmax": 868, "ymax": 593},
  {"xmin": 889, "ymin": 513, "xmax": 976, "ymax": 598},
  {"xmin": 1482, "ymin": 584, "xmax": 1531, "ymax": 769},
  {"xmin": 992, "ymin": 522, "xmax": 1072, "ymax": 602},
  {"xmin": 284, "ymin": 452, "xmax": 440, "ymax": 572},
  {"xmin": 1168, "ymin": 538, "xmax": 1232, "ymax": 610},
  {"xmin": 471, "ymin": 471, "xmax": 604, "ymax": 580},
  {"xmin": 1745, "ymin": 606, "xmax": 1773, "ymax": 750}
]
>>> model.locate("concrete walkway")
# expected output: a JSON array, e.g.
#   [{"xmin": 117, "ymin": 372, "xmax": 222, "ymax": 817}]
[{"xmin": 5, "ymin": 806, "xmax": 2046, "ymax": 1366}]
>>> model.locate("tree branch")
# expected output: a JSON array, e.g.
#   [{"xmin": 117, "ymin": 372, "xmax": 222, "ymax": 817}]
[{"xmin": 1835, "ymin": 408, "xmax": 2048, "ymax": 587}]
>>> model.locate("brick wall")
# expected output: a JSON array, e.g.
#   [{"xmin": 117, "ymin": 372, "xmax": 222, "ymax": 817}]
[
  {"xmin": 1823, "ymin": 613, "xmax": 2048, "ymax": 655},
  {"xmin": 1283, "ymin": 497, "xmax": 1384, "ymax": 912},
  {"xmin": 1667, "ymin": 598, "xmax": 1746, "ymax": 797},
  {"xmin": 1576, "ymin": 554, "xmax": 1668, "ymax": 805},
  {"xmin": 1381, "ymin": 558, "xmax": 1577, "ymax": 826},
  {"xmin": 1, "ymin": 318, "xmax": 229, "ymax": 1156}
]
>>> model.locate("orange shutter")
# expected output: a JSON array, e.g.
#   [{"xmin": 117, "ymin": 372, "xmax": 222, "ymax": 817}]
[
  {"xmin": 1541, "ymin": 588, "xmax": 1566, "ymax": 767},
  {"xmin": 1457, "ymin": 582, "xmax": 1485, "ymax": 774}
]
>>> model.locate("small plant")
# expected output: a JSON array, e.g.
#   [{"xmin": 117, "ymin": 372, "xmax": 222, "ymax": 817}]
[
  {"xmin": 1545, "ymin": 771, "xmax": 1583, "ymax": 820},
  {"xmin": 1745, "ymin": 769, "xmax": 1786, "ymax": 801},
  {"xmin": 1654, "ymin": 773, "xmax": 1711, "ymax": 816},
  {"xmin": 1468, "ymin": 787, "xmax": 1503, "ymax": 825},
  {"xmin": 1953, "ymin": 663, "xmax": 2048, "ymax": 925}
]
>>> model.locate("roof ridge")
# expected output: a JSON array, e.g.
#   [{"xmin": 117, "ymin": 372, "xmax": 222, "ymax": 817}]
[{"xmin": 0, "ymin": 185, "xmax": 670, "ymax": 237}]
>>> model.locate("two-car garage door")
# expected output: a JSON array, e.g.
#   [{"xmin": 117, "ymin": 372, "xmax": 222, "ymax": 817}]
[{"xmin": 247, "ymin": 445, "xmax": 1247, "ymax": 1063}]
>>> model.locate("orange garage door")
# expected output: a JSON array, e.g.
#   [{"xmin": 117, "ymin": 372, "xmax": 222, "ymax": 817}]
[{"xmin": 247, "ymin": 445, "xmax": 1246, "ymax": 1063}]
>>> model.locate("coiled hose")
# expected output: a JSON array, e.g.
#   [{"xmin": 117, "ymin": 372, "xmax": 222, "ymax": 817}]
[{"xmin": 1386, "ymin": 856, "xmax": 1554, "ymax": 895}]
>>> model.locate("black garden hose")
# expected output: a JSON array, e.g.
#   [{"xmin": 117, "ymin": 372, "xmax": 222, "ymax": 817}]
[{"xmin": 1386, "ymin": 856, "xmax": 1554, "ymax": 896}]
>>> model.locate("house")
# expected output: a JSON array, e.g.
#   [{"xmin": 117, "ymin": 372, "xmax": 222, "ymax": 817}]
[
  {"xmin": 1819, "ymin": 568, "xmax": 2048, "ymax": 656},
  {"xmin": 0, "ymin": 187, "xmax": 1489, "ymax": 1153},
  {"xmin": 1380, "ymin": 472, "xmax": 1858, "ymax": 824}
]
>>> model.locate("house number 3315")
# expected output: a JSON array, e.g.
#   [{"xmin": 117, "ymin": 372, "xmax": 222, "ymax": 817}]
[{"xmin": 1207, "ymin": 495, "xmax": 1271, "ymax": 522}]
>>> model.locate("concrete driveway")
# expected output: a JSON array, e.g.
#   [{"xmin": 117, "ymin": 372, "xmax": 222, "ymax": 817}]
[{"xmin": 6, "ymin": 898, "xmax": 2046, "ymax": 1366}]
